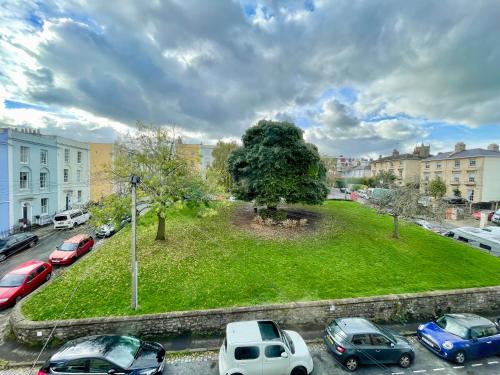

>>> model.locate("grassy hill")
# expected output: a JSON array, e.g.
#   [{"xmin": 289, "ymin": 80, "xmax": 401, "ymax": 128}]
[{"xmin": 23, "ymin": 201, "xmax": 500, "ymax": 321}]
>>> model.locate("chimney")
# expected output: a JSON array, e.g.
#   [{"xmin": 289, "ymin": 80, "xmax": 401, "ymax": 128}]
[
  {"xmin": 455, "ymin": 142, "xmax": 466, "ymax": 152},
  {"xmin": 488, "ymin": 143, "xmax": 499, "ymax": 152},
  {"xmin": 414, "ymin": 143, "xmax": 430, "ymax": 158},
  {"xmin": 392, "ymin": 149, "xmax": 399, "ymax": 157}
]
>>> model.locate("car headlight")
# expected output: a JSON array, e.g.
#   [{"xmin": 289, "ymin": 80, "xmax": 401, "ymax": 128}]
[
  {"xmin": 0, "ymin": 298, "xmax": 9, "ymax": 303},
  {"xmin": 139, "ymin": 369, "xmax": 157, "ymax": 375},
  {"xmin": 418, "ymin": 324, "xmax": 424, "ymax": 330},
  {"xmin": 442, "ymin": 341, "xmax": 453, "ymax": 350}
]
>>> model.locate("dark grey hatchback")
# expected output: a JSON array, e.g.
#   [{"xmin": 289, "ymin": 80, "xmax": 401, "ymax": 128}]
[
  {"xmin": 323, "ymin": 318, "xmax": 414, "ymax": 371},
  {"xmin": 38, "ymin": 335, "xmax": 165, "ymax": 375}
]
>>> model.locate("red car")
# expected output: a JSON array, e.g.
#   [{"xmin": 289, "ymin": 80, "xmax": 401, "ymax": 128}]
[
  {"xmin": 0, "ymin": 260, "xmax": 52, "ymax": 308},
  {"xmin": 473, "ymin": 210, "xmax": 494, "ymax": 221},
  {"xmin": 49, "ymin": 234, "xmax": 94, "ymax": 265}
]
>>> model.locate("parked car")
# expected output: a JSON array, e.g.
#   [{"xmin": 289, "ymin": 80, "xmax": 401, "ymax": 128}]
[
  {"xmin": 472, "ymin": 210, "xmax": 494, "ymax": 221},
  {"xmin": 323, "ymin": 317, "xmax": 414, "ymax": 371},
  {"xmin": 492, "ymin": 209, "xmax": 500, "ymax": 225},
  {"xmin": 38, "ymin": 335, "xmax": 165, "ymax": 375},
  {"xmin": 0, "ymin": 260, "xmax": 52, "ymax": 308},
  {"xmin": 417, "ymin": 313, "xmax": 500, "ymax": 364},
  {"xmin": 53, "ymin": 209, "xmax": 90, "ymax": 229},
  {"xmin": 443, "ymin": 197, "xmax": 468, "ymax": 205},
  {"xmin": 0, "ymin": 232, "xmax": 38, "ymax": 262},
  {"xmin": 219, "ymin": 320, "xmax": 314, "ymax": 375},
  {"xmin": 49, "ymin": 234, "xmax": 94, "ymax": 265},
  {"xmin": 96, "ymin": 223, "xmax": 116, "ymax": 238},
  {"xmin": 120, "ymin": 215, "xmax": 132, "ymax": 228}
]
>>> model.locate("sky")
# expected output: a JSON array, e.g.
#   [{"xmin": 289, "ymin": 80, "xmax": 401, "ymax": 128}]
[{"xmin": 1, "ymin": 0, "xmax": 500, "ymax": 158}]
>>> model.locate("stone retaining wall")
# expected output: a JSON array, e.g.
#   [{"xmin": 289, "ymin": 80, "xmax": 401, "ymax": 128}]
[{"xmin": 11, "ymin": 286, "xmax": 500, "ymax": 344}]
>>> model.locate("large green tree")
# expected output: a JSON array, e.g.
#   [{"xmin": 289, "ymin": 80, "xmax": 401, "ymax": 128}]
[
  {"xmin": 209, "ymin": 140, "xmax": 238, "ymax": 193},
  {"xmin": 429, "ymin": 178, "xmax": 447, "ymax": 199},
  {"xmin": 373, "ymin": 170, "xmax": 397, "ymax": 188},
  {"xmin": 228, "ymin": 120, "xmax": 328, "ymax": 210},
  {"xmin": 112, "ymin": 123, "xmax": 209, "ymax": 241}
]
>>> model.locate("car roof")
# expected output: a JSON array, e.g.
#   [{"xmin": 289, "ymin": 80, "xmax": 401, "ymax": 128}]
[
  {"xmin": 51, "ymin": 335, "xmax": 139, "ymax": 362},
  {"xmin": 445, "ymin": 314, "xmax": 493, "ymax": 328},
  {"xmin": 335, "ymin": 318, "xmax": 380, "ymax": 335},
  {"xmin": 10, "ymin": 260, "xmax": 45, "ymax": 275},
  {"xmin": 226, "ymin": 320, "xmax": 281, "ymax": 345},
  {"xmin": 64, "ymin": 234, "xmax": 89, "ymax": 243}
]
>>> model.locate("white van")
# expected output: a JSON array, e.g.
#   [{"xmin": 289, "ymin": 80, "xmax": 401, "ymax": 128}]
[{"xmin": 53, "ymin": 209, "xmax": 90, "ymax": 229}]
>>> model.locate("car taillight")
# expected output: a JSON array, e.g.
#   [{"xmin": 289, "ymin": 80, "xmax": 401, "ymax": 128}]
[
  {"xmin": 336, "ymin": 345, "xmax": 345, "ymax": 353},
  {"xmin": 37, "ymin": 370, "xmax": 48, "ymax": 375}
]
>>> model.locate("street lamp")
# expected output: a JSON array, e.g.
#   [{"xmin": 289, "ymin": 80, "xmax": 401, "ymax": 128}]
[{"xmin": 130, "ymin": 175, "xmax": 141, "ymax": 310}]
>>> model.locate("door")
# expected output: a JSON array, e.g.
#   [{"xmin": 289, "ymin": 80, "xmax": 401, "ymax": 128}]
[
  {"xmin": 34, "ymin": 265, "xmax": 47, "ymax": 287},
  {"xmin": 23, "ymin": 271, "xmax": 37, "ymax": 295},
  {"xmin": 65, "ymin": 194, "xmax": 71, "ymax": 210},
  {"xmin": 350, "ymin": 333, "xmax": 373, "ymax": 364},
  {"xmin": 234, "ymin": 346, "xmax": 262, "ymax": 375},
  {"xmin": 469, "ymin": 326, "xmax": 499, "ymax": 358},
  {"xmin": 263, "ymin": 344, "xmax": 289, "ymax": 375},
  {"xmin": 369, "ymin": 334, "xmax": 396, "ymax": 364}
]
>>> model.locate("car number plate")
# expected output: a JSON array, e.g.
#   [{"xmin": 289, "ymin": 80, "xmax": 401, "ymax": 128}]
[
  {"xmin": 421, "ymin": 336, "xmax": 435, "ymax": 347},
  {"xmin": 327, "ymin": 336, "xmax": 334, "ymax": 345}
]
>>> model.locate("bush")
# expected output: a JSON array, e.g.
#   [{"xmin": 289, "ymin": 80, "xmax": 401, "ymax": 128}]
[{"xmin": 258, "ymin": 208, "xmax": 288, "ymax": 222}]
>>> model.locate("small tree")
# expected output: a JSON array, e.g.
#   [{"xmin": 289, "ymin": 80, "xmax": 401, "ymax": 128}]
[
  {"xmin": 228, "ymin": 120, "xmax": 328, "ymax": 212},
  {"xmin": 373, "ymin": 171, "xmax": 397, "ymax": 188},
  {"xmin": 453, "ymin": 188, "xmax": 462, "ymax": 198},
  {"xmin": 372, "ymin": 184, "xmax": 420, "ymax": 239},
  {"xmin": 208, "ymin": 141, "xmax": 238, "ymax": 193},
  {"xmin": 429, "ymin": 178, "xmax": 447, "ymax": 199},
  {"xmin": 89, "ymin": 194, "xmax": 131, "ymax": 229}
]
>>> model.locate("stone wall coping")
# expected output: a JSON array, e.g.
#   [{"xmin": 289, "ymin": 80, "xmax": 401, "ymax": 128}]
[{"xmin": 12, "ymin": 285, "xmax": 500, "ymax": 330}]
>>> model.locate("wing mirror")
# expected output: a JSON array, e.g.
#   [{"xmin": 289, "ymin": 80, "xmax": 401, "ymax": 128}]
[
  {"xmin": 281, "ymin": 351, "xmax": 289, "ymax": 358},
  {"xmin": 107, "ymin": 370, "xmax": 116, "ymax": 375},
  {"xmin": 389, "ymin": 342, "xmax": 395, "ymax": 348}
]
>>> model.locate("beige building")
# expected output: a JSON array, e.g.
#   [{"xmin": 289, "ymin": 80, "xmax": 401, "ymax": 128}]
[
  {"xmin": 371, "ymin": 144, "xmax": 430, "ymax": 185},
  {"xmin": 421, "ymin": 142, "xmax": 500, "ymax": 203},
  {"xmin": 89, "ymin": 143, "xmax": 115, "ymax": 202}
]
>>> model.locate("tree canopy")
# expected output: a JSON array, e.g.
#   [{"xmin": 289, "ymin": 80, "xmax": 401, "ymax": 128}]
[
  {"xmin": 428, "ymin": 178, "xmax": 447, "ymax": 199},
  {"xmin": 208, "ymin": 140, "xmax": 238, "ymax": 193},
  {"xmin": 228, "ymin": 120, "xmax": 328, "ymax": 209}
]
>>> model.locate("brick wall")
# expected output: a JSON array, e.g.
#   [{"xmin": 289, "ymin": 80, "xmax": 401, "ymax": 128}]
[{"xmin": 10, "ymin": 286, "xmax": 500, "ymax": 344}]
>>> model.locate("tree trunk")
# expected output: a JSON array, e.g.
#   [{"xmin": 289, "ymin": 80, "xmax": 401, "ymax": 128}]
[
  {"xmin": 156, "ymin": 213, "xmax": 166, "ymax": 241},
  {"xmin": 393, "ymin": 215, "xmax": 399, "ymax": 239}
]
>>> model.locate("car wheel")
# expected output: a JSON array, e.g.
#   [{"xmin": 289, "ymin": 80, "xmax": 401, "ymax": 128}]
[
  {"xmin": 454, "ymin": 350, "xmax": 466, "ymax": 364},
  {"xmin": 399, "ymin": 353, "xmax": 412, "ymax": 368},
  {"xmin": 29, "ymin": 240, "xmax": 36, "ymax": 248},
  {"xmin": 0, "ymin": 254, "xmax": 6, "ymax": 262},
  {"xmin": 45, "ymin": 273, "xmax": 51, "ymax": 281},
  {"xmin": 345, "ymin": 357, "xmax": 359, "ymax": 372},
  {"xmin": 291, "ymin": 366, "xmax": 307, "ymax": 375},
  {"xmin": 72, "ymin": 257, "xmax": 77, "ymax": 264}
]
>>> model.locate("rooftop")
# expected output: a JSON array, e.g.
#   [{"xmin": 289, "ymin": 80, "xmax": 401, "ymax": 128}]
[
  {"xmin": 10, "ymin": 260, "xmax": 45, "ymax": 275},
  {"xmin": 446, "ymin": 313, "xmax": 495, "ymax": 328},
  {"xmin": 423, "ymin": 148, "xmax": 500, "ymax": 161},
  {"xmin": 336, "ymin": 318, "xmax": 379, "ymax": 334},
  {"xmin": 226, "ymin": 320, "xmax": 281, "ymax": 344}
]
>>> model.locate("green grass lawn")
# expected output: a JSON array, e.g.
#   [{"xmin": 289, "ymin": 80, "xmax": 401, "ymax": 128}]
[{"xmin": 23, "ymin": 201, "xmax": 500, "ymax": 321}]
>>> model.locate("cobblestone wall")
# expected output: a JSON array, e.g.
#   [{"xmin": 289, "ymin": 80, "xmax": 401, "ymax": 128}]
[{"xmin": 10, "ymin": 286, "xmax": 500, "ymax": 344}]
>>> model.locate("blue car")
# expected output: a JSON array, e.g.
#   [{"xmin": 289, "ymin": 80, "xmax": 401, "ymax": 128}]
[{"xmin": 417, "ymin": 313, "xmax": 500, "ymax": 364}]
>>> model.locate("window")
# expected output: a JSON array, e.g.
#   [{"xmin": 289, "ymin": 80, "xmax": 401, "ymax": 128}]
[
  {"xmin": 52, "ymin": 359, "xmax": 87, "ymax": 373},
  {"xmin": 40, "ymin": 172, "xmax": 48, "ymax": 189},
  {"xmin": 265, "ymin": 345, "xmax": 285, "ymax": 358},
  {"xmin": 436, "ymin": 162, "xmax": 441, "ymax": 169},
  {"xmin": 436, "ymin": 316, "xmax": 468, "ymax": 339},
  {"xmin": 454, "ymin": 160, "xmax": 460, "ymax": 168},
  {"xmin": 20, "ymin": 171, "xmax": 29, "ymax": 189},
  {"xmin": 468, "ymin": 189, "xmax": 474, "ymax": 202},
  {"xmin": 468, "ymin": 173, "xmax": 475, "ymax": 182},
  {"xmin": 77, "ymin": 170, "xmax": 81, "ymax": 182},
  {"xmin": 41, "ymin": 198, "xmax": 48, "ymax": 214},
  {"xmin": 235, "ymin": 346, "xmax": 260, "ymax": 360},
  {"xmin": 425, "ymin": 162, "xmax": 430, "ymax": 169},
  {"xmin": 78, "ymin": 190, "xmax": 82, "ymax": 203},
  {"xmin": 20, "ymin": 146, "xmax": 29, "ymax": 163},
  {"xmin": 89, "ymin": 359, "xmax": 113, "ymax": 373},
  {"xmin": 26, "ymin": 272, "xmax": 35, "ymax": 283},
  {"xmin": 390, "ymin": 162, "xmax": 393, "ymax": 167},
  {"xmin": 453, "ymin": 173, "xmax": 460, "ymax": 182},
  {"xmin": 64, "ymin": 169, "xmax": 69, "ymax": 182},
  {"xmin": 470, "ymin": 325, "xmax": 498, "ymax": 339},
  {"xmin": 371, "ymin": 334, "xmax": 391, "ymax": 346},
  {"xmin": 77, "ymin": 151, "xmax": 82, "ymax": 164},
  {"xmin": 435, "ymin": 172, "xmax": 442, "ymax": 179},
  {"xmin": 424, "ymin": 173, "xmax": 430, "ymax": 182},
  {"xmin": 40, "ymin": 149, "xmax": 47, "ymax": 164},
  {"xmin": 352, "ymin": 334, "xmax": 371, "ymax": 346},
  {"xmin": 469, "ymin": 159, "xmax": 476, "ymax": 166},
  {"xmin": 398, "ymin": 169, "xmax": 403, "ymax": 178},
  {"xmin": 35, "ymin": 265, "xmax": 46, "ymax": 275},
  {"xmin": 64, "ymin": 148, "xmax": 70, "ymax": 163}
]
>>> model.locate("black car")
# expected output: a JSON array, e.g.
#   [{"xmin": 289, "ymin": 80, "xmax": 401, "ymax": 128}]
[
  {"xmin": 324, "ymin": 318, "xmax": 414, "ymax": 371},
  {"xmin": 443, "ymin": 197, "xmax": 468, "ymax": 205},
  {"xmin": 39, "ymin": 335, "xmax": 165, "ymax": 375},
  {"xmin": 0, "ymin": 232, "xmax": 38, "ymax": 262}
]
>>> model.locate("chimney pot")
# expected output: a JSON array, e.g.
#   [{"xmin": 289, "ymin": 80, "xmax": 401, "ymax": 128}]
[
  {"xmin": 488, "ymin": 143, "xmax": 499, "ymax": 152},
  {"xmin": 455, "ymin": 142, "xmax": 466, "ymax": 152}
]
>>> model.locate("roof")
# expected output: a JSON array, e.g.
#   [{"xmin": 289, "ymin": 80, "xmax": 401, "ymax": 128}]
[
  {"xmin": 445, "ymin": 314, "xmax": 494, "ymax": 328},
  {"xmin": 373, "ymin": 153, "xmax": 424, "ymax": 163},
  {"xmin": 10, "ymin": 260, "xmax": 45, "ymax": 275},
  {"xmin": 423, "ymin": 148, "xmax": 500, "ymax": 161},
  {"xmin": 226, "ymin": 320, "xmax": 281, "ymax": 344},
  {"xmin": 336, "ymin": 318, "xmax": 379, "ymax": 335},
  {"xmin": 55, "ymin": 209, "xmax": 82, "ymax": 216},
  {"xmin": 65, "ymin": 234, "xmax": 90, "ymax": 243},
  {"xmin": 52, "ymin": 335, "xmax": 139, "ymax": 362}
]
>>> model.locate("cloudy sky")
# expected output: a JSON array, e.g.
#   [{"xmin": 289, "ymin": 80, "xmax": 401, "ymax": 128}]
[{"xmin": 1, "ymin": 0, "xmax": 500, "ymax": 157}]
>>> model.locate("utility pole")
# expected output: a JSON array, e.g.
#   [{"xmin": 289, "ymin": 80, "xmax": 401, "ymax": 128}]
[{"xmin": 130, "ymin": 175, "xmax": 141, "ymax": 310}]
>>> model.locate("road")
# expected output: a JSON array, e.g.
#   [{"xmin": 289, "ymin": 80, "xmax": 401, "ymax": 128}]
[{"xmin": 0, "ymin": 225, "xmax": 98, "ymax": 278}]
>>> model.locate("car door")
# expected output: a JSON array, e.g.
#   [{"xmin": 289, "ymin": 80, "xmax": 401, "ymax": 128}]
[
  {"xmin": 262, "ymin": 344, "xmax": 289, "ymax": 375},
  {"xmin": 234, "ymin": 345, "xmax": 262, "ymax": 375},
  {"xmin": 34, "ymin": 265, "xmax": 47, "ymax": 287},
  {"xmin": 88, "ymin": 358, "xmax": 125, "ymax": 375},
  {"xmin": 369, "ymin": 334, "xmax": 396, "ymax": 364},
  {"xmin": 23, "ymin": 271, "xmax": 37, "ymax": 295},
  {"xmin": 5, "ymin": 237, "xmax": 18, "ymax": 257},
  {"xmin": 350, "ymin": 334, "xmax": 373, "ymax": 364},
  {"xmin": 76, "ymin": 239, "xmax": 86, "ymax": 257},
  {"xmin": 469, "ymin": 326, "xmax": 499, "ymax": 358}
]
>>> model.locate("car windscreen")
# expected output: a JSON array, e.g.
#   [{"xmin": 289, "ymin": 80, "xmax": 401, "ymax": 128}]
[
  {"xmin": 57, "ymin": 242, "xmax": 77, "ymax": 251},
  {"xmin": 375, "ymin": 324, "xmax": 396, "ymax": 342},
  {"xmin": 328, "ymin": 320, "xmax": 348, "ymax": 342},
  {"xmin": 436, "ymin": 316, "xmax": 468, "ymax": 339},
  {"xmin": 54, "ymin": 215, "xmax": 68, "ymax": 222},
  {"xmin": 104, "ymin": 336, "xmax": 141, "ymax": 368},
  {"xmin": 0, "ymin": 239, "xmax": 6, "ymax": 248},
  {"xmin": 0, "ymin": 273, "xmax": 25, "ymax": 287}
]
